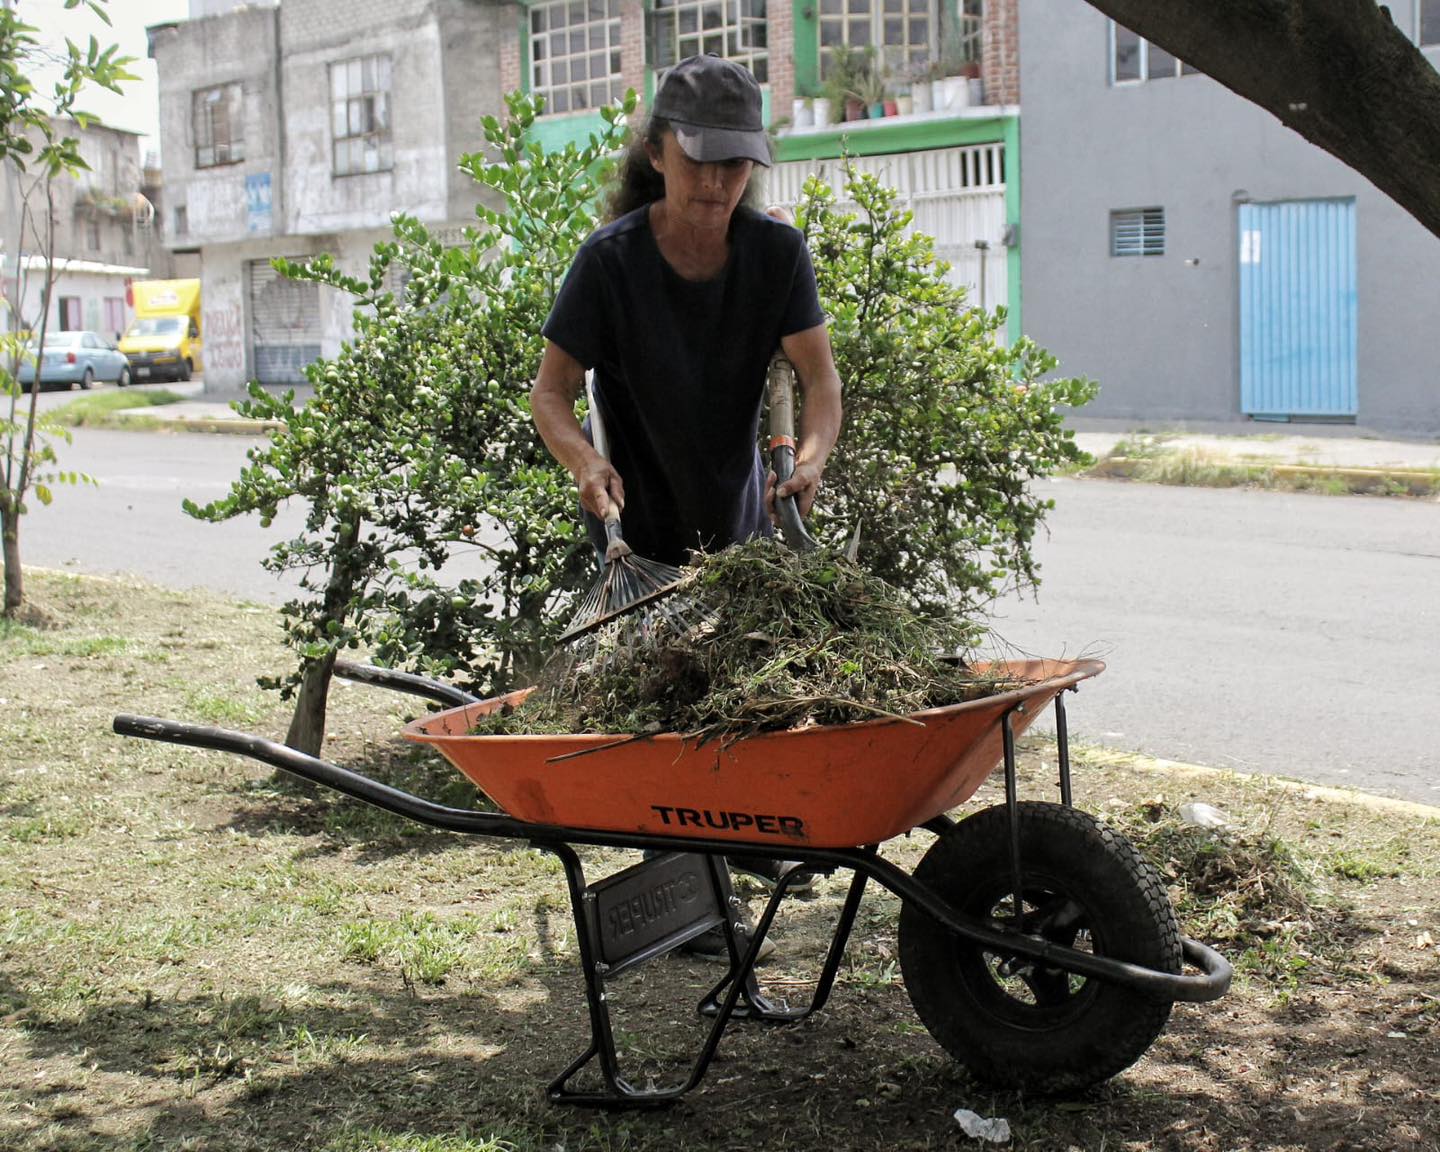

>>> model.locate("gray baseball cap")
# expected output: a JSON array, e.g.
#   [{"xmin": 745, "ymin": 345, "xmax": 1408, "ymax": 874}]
[{"xmin": 652, "ymin": 54, "xmax": 772, "ymax": 168}]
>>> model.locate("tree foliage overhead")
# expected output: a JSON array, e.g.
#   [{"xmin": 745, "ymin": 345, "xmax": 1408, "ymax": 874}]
[{"xmin": 1086, "ymin": 0, "xmax": 1440, "ymax": 239}]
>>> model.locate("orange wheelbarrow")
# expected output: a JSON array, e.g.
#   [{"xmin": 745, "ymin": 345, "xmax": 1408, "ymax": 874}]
[{"xmin": 114, "ymin": 656, "xmax": 1229, "ymax": 1108}]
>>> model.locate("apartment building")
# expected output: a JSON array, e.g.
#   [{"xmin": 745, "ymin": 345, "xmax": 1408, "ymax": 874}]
[{"xmin": 0, "ymin": 117, "xmax": 169, "ymax": 341}]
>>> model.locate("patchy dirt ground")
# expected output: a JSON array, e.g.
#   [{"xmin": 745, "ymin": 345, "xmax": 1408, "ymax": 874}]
[{"xmin": 1, "ymin": 570, "xmax": 1437, "ymax": 1152}]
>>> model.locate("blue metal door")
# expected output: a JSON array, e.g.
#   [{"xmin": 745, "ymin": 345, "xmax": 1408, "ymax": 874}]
[{"xmin": 1238, "ymin": 199, "xmax": 1357, "ymax": 418}]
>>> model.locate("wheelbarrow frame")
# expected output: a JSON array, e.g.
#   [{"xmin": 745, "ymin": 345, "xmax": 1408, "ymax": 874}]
[{"xmin": 113, "ymin": 659, "xmax": 1230, "ymax": 1108}]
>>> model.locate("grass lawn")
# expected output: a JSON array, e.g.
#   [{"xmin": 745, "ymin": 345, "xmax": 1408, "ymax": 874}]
[{"xmin": 1, "ymin": 571, "xmax": 1436, "ymax": 1151}]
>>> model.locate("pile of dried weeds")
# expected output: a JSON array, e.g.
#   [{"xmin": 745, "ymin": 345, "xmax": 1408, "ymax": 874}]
[
  {"xmin": 1110, "ymin": 798, "xmax": 1322, "ymax": 947},
  {"xmin": 476, "ymin": 538, "xmax": 1020, "ymax": 742}
]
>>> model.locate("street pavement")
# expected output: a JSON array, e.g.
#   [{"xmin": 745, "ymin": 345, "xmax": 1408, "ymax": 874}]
[{"xmin": 22, "ymin": 379, "xmax": 1440, "ymax": 808}]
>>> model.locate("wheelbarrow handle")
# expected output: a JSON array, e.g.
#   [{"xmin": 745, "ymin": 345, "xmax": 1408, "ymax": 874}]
[{"xmin": 767, "ymin": 353, "xmax": 820, "ymax": 553}]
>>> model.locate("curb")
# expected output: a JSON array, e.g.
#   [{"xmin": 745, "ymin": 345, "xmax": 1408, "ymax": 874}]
[
  {"xmin": 1072, "ymin": 744, "xmax": 1440, "ymax": 820},
  {"xmin": 1088, "ymin": 455, "xmax": 1440, "ymax": 496},
  {"xmin": 108, "ymin": 412, "xmax": 280, "ymax": 435}
]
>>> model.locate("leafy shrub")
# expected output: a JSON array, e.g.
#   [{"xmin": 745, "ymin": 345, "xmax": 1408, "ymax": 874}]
[{"xmin": 798, "ymin": 164, "xmax": 1096, "ymax": 617}]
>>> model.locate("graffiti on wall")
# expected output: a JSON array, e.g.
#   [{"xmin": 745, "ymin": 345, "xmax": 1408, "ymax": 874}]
[{"xmin": 205, "ymin": 300, "xmax": 245, "ymax": 377}]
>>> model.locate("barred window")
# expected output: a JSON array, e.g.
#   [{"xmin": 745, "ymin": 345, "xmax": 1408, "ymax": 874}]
[
  {"xmin": 330, "ymin": 54, "xmax": 392, "ymax": 176},
  {"xmin": 193, "ymin": 83, "xmax": 244, "ymax": 168},
  {"xmin": 651, "ymin": 0, "xmax": 768, "ymax": 83},
  {"xmin": 530, "ymin": 0, "xmax": 625, "ymax": 116},
  {"xmin": 1111, "ymin": 207, "xmax": 1166, "ymax": 257}
]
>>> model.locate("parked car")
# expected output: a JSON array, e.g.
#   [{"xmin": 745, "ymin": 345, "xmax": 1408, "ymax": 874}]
[{"xmin": 13, "ymin": 330, "xmax": 132, "ymax": 391}]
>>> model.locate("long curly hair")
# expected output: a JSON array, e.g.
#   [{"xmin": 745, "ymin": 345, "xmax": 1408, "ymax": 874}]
[{"xmin": 603, "ymin": 114, "xmax": 767, "ymax": 222}]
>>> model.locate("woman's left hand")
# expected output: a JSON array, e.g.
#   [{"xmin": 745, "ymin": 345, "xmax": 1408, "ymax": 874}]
[{"xmin": 766, "ymin": 461, "xmax": 824, "ymax": 521}]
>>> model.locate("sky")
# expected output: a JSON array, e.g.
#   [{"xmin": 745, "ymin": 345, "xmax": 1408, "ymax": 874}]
[{"xmin": 22, "ymin": 0, "xmax": 191, "ymax": 163}]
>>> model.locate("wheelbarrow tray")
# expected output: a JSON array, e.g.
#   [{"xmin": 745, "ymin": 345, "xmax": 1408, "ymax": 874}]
[{"xmin": 404, "ymin": 657, "xmax": 1103, "ymax": 849}]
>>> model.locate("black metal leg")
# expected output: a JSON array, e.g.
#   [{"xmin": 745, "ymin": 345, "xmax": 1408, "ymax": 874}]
[
  {"xmin": 1002, "ymin": 706, "xmax": 1025, "ymax": 927},
  {"xmin": 1055, "ymin": 691, "xmax": 1074, "ymax": 807}
]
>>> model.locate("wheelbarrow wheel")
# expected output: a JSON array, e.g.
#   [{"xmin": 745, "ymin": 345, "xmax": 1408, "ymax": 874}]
[{"xmin": 898, "ymin": 800, "xmax": 1181, "ymax": 1095}]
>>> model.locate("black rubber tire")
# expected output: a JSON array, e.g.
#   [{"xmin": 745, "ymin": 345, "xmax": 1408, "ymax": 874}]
[
  {"xmin": 80, "ymin": 367, "xmax": 93, "ymax": 390},
  {"xmin": 118, "ymin": 364, "xmax": 131, "ymax": 387},
  {"xmin": 898, "ymin": 801, "xmax": 1182, "ymax": 1095},
  {"xmin": 180, "ymin": 358, "xmax": 192, "ymax": 382}
]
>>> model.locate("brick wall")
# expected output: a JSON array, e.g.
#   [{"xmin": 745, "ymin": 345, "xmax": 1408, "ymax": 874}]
[
  {"xmin": 500, "ymin": 3, "xmax": 521, "ymax": 95},
  {"xmin": 767, "ymin": 2, "xmax": 794, "ymax": 127},
  {"xmin": 982, "ymin": 0, "xmax": 1019, "ymax": 105},
  {"xmin": 620, "ymin": 0, "xmax": 647, "ymax": 105}
]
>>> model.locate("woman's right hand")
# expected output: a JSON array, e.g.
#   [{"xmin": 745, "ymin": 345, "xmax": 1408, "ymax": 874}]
[{"xmin": 578, "ymin": 454, "xmax": 625, "ymax": 522}]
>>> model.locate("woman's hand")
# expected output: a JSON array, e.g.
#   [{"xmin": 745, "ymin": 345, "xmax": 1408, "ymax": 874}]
[
  {"xmin": 765, "ymin": 460, "xmax": 823, "ymax": 521},
  {"xmin": 578, "ymin": 455, "xmax": 625, "ymax": 522}
]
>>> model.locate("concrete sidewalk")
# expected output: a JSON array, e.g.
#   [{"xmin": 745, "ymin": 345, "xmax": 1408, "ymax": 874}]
[
  {"xmin": 1068, "ymin": 416, "xmax": 1440, "ymax": 474},
  {"xmin": 121, "ymin": 384, "xmax": 1440, "ymax": 477}
]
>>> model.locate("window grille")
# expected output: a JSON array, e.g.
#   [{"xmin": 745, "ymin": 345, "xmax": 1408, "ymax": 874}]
[
  {"xmin": 1111, "ymin": 207, "xmax": 1165, "ymax": 257},
  {"xmin": 529, "ymin": 0, "xmax": 625, "ymax": 115},
  {"xmin": 650, "ymin": 0, "xmax": 768, "ymax": 83},
  {"xmin": 193, "ymin": 83, "xmax": 244, "ymax": 168},
  {"xmin": 330, "ymin": 54, "xmax": 393, "ymax": 176}
]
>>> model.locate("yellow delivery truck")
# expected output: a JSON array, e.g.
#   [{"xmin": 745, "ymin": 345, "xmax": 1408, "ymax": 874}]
[{"xmin": 120, "ymin": 279, "xmax": 203, "ymax": 383}]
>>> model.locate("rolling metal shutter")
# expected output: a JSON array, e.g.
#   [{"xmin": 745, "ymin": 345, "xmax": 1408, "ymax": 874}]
[{"xmin": 248, "ymin": 258, "xmax": 321, "ymax": 385}]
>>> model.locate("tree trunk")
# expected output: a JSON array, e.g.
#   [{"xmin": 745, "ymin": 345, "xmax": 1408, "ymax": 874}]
[
  {"xmin": 1086, "ymin": 0, "xmax": 1440, "ymax": 240},
  {"xmin": 281, "ymin": 509, "xmax": 367, "ymax": 760},
  {"xmin": 284, "ymin": 647, "xmax": 337, "ymax": 761},
  {"xmin": 1, "ymin": 492, "xmax": 21, "ymax": 616}
]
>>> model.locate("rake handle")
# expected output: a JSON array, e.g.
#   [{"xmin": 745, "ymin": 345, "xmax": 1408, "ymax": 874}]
[
  {"xmin": 767, "ymin": 354, "xmax": 819, "ymax": 553},
  {"xmin": 587, "ymin": 375, "xmax": 631, "ymax": 560}
]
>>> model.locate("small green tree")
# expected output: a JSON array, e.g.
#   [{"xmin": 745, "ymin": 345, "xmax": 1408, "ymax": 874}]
[
  {"xmin": 1, "ymin": 1, "xmax": 135, "ymax": 616},
  {"xmin": 186, "ymin": 93, "xmax": 631, "ymax": 754},
  {"xmin": 798, "ymin": 164, "xmax": 1096, "ymax": 618}
]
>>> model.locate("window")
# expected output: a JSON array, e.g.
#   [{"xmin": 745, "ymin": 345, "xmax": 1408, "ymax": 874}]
[
  {"xmin": 331, "ymin": 54, "xmax": 393, "ymax": 175},
  {"xmin": 58, "ymin": 297, "xmax": 82, "ymax": 330},
  {"xmin": 529, "ymin": 0, "xmax": 624, "ymax": 115},
  {"xmin": 651, "ymin": 0, "xmax": 768, "ymax": 83},
  {"xmin": 1420, "ymin": 0, "xmax": 1440, "ymax": 45},
  {"xmin": 1111, "ymin": 23, "xmax": 1197, "ymax": 83},
  {"xmin": 1111, "ymin": 208, "xmax": 1165, "ymax": 257},
  {"xmin": 193, "ymin": 83, "xmax": 244, "ymax": 167},
  {"xmin": 104, "ymin": 296, "xmax": 125, "ymax": 335},
  {"xmin": 174, "ymin": 205, "xmax": 187, "ymax": 236},
  {"xmin": 86, "ymin": 218, "xmax": 101, "ymax": 251},
  {"xmin": 818, "ymin": 0, "xmax": 950, "ymax": 81}
]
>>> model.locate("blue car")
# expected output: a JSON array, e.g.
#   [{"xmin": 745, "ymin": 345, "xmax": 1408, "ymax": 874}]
[{"xmin": 14, "ymin": 330, "xmax": 133, "ymax": 392}]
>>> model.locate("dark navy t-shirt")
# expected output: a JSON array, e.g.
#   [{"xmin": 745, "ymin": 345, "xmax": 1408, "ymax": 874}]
[{"xmin": 542, "ymin": 205, "xmax": 826, "ymax": 567}]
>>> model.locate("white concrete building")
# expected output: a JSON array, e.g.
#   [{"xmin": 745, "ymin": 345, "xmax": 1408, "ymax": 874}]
[
  {"xmin": 1, "ymin": 118, "xmax": 169, "ymax": 342},
  {"xmin": 149, "ymin": 0, "xmax": 506, "ymax": 390}
]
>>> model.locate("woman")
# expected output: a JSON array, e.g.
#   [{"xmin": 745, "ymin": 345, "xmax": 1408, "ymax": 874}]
[
  {"xmin": 530, "ymin": 52, "xmax": 842, "ymax": 568},
  {"xmin": 530, "ymin": 54, "xmax": 843, "ymax": 957}
]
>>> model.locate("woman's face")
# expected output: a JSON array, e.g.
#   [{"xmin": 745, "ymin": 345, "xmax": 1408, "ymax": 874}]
[{"xmin": 647, "ymin": 131, "xmax": 754, "ymax": 232}]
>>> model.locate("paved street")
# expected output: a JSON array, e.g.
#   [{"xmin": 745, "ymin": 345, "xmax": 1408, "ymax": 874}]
[{"xmin": 17, "ymin": 421, "xmax": 1440, "ymax": 805}]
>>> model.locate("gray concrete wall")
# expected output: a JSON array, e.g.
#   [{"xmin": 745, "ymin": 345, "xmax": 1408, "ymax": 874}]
[
  {"xmin": 1019, "ymin": 2, "xmax": 1440, "ymax": 435},
  {"xmin": 282, "ymin": 0, "xmax": 456, "ymax": 235},
  {"xmin": 149, "ymin": 7, "xmax": 283, "ymax": 247},
  {"xmin": 439, "ymin": 0, "xmax": 507, "ymax": 225}
]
